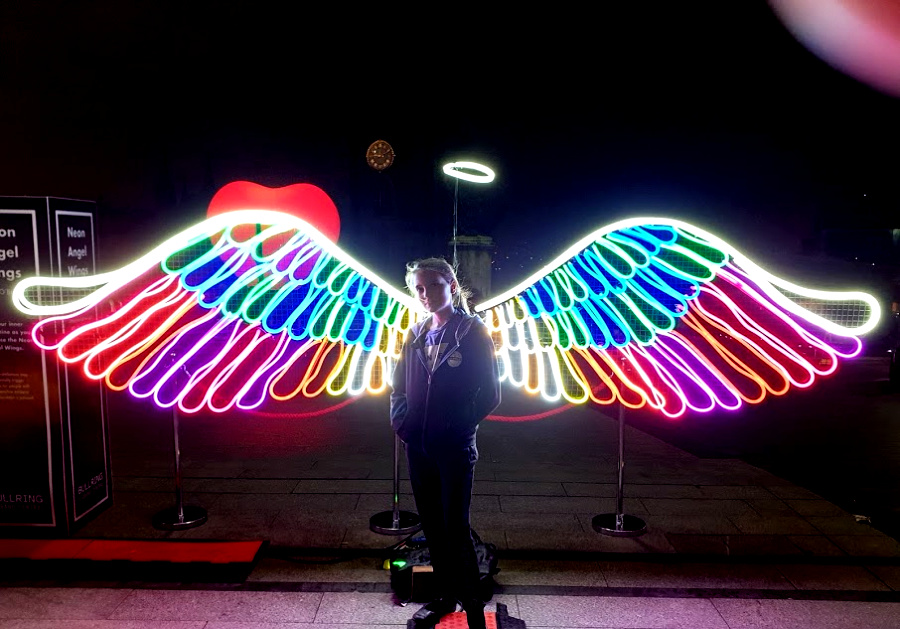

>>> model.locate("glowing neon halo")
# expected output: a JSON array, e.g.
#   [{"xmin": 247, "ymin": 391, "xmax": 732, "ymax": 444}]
[{"xmin": 442, "ymin": 161, "xmax": 496, "ymax": 183}]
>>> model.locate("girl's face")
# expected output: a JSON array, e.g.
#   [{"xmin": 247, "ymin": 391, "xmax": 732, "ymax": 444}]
[{"xmin": 411, "ymin": 269, "xmax": 456, "ymax": 314}]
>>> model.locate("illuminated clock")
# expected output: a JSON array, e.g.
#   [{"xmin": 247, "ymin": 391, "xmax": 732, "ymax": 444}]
[{"xmin": 366, "ymin": 140, "xmax": 394, "ymax": 171}]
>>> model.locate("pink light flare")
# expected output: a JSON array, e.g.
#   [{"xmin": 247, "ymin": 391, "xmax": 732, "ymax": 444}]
[{"xmin": 770, "ymin": 0, "xmax": 900, "ymax": 98}]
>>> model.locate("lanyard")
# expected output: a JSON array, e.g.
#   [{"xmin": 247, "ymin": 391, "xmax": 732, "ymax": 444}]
[{"xmin": 430, "ymin": 326, "xmax": 447, "ymax": 373}]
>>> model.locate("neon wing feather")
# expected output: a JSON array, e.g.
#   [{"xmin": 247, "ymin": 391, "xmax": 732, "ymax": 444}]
[
  {"xmin": 475, "ymin": 217, "xmax": 880, "ymax": 419},
  {"xmin": 12, "ymin": 210, "xmax": 422, "ymax": 413}
]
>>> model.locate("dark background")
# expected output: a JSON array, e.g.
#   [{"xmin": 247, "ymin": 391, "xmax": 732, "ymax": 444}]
[
  {"xmin": 1, "ymin": 2, "xmax": 899, "ymax": 331},
  {"xmin": 4, "ymin": 1, "xmax": 900, "ymax": 540}
]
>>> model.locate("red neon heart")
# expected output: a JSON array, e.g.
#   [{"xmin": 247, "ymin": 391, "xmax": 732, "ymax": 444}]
[{"xmin": 207, "ymin": 181, "xmax": 341, "ymax": 243}]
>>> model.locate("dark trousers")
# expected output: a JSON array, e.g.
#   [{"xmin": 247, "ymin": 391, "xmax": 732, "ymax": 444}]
[{"xmin": 405, "ymin": 441, "xmax": 481, "ymax": 604}]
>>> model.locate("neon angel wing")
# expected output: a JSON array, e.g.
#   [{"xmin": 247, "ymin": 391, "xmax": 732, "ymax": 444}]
[
  {"xmin": 12, "ymin": 210, "xmax": 421, "ymax": 413},
  {"xmin": 475, "ymin": 218, "xmax": 881, "ymax": 419}
]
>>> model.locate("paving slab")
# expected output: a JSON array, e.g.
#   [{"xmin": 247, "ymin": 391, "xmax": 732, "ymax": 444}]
[
  {"xmin": 516, "ymin": 594, "xmax": 730, "ymax": 628},
  {"xmin": 777, "ymin": 564, "xmax": 891, "ymax": 591},
  {"xmin": 107, "ymin": 590, "xmax": 321, "ymax": 623},
  {"xmin": 598, "ymin": 561, "xmax": 794, "ymax": 590},
  {"xmin": 0, "ymin": 588, "xmax": 131, "ymax": 620},
  {"xmin": 711, "ymin": 599, "xmax": 900, "ymax": 629}
]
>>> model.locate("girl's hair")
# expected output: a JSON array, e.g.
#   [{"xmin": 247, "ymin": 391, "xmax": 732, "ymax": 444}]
[{"xmin": 404, "ymin": 257, "xmax": 472, "ymax": 314}]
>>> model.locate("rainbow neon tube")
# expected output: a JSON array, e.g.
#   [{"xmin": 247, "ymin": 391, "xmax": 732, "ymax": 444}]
[
  {"xmin": 476, "ymin": 219, "xmax": 880, "ymax": 418},
  {"xmin": 12, "ymin": 212, "xmax": 880, "ymax": 417}
]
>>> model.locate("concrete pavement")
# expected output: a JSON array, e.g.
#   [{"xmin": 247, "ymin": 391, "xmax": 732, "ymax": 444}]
[{"xmin": 2, "ymin": 376, "xmax": 900, "ymax": 627}]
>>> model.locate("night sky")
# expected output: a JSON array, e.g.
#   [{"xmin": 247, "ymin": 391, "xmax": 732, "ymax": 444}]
[{"xmin": 1, "ymin": 2, "xmax": 899, "ymax": 301}]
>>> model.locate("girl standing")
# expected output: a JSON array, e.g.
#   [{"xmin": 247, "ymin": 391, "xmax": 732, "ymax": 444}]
[{"xmin": 390, "ymin": 257, "xmax": 501, "ymax": 629}]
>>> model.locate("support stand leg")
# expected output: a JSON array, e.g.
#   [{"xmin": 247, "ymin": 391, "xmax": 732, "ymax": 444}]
[
  {"xmin": 153, "ymin": 406, "xmax": 208, "ymax": 531},
  {"xmin": 593, "ymin": 403, "xmax": 646, "ymax": 537},
  {"xmin": 370, "ymin": 433, "xmax": 420, "ymax": 535}
]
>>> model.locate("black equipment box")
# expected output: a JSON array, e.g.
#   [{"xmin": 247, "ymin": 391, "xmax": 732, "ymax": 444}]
[{"xmin": 388, "ymin": 528, "xmax": 500, "ymax": 604}]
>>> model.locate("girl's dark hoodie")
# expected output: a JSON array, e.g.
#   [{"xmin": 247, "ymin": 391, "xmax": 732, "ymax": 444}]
[{"xmin": 390, "ymin": 308, "xmax": 501, "ymax": 453}]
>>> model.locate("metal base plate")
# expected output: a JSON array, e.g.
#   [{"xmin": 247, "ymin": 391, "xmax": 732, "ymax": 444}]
[
  {"xmin": 369, "ymin": 510, "xmax": 421, "ymax": 535},
  {"xmin": 592, "ymin": 513, "xmax": 647, "ymax": 537},
  {"xmin": 152, "ymin": 505, "xmax": 208, "ymax": 531}
]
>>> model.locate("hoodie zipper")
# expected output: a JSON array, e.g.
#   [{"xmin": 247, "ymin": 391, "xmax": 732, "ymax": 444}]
[
  {"xmin": 419, "ymin": 320, "xmax": 462, "ymax": 454},
  {"xmin": 421, "ymin": 371, "xmax": 432, "ymax": 454}
]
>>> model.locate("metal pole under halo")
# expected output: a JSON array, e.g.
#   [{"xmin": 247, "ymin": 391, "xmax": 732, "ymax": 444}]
[{"xmin": 452, "ymin": 178, "xmax": 459, "ymax": 268}]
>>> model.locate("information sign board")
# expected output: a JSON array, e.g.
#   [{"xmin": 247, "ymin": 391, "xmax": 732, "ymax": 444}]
[{"xmin": 0, "ymin": 197, "xmax": 110, "ymax": 534}]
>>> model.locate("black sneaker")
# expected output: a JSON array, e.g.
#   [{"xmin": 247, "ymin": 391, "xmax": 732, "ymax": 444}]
[
  {"xmin": 412, "ymin": 597, "xmax": 458, "ymax": 628},
  {"xmin": 461, "ymin": 599, "xmax": 486, "ymax": 629}
]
